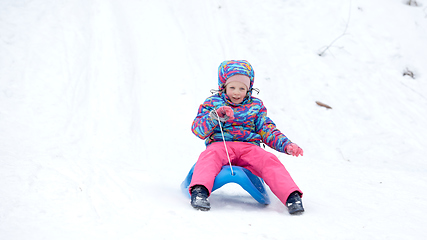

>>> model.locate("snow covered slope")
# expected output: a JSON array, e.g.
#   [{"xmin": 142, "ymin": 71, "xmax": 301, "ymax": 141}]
[{"xmin": 1, "ymin": 0, "xmax": 426, "ymax": 239}]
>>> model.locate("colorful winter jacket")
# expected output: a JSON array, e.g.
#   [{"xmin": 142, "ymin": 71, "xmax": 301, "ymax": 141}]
[{"xmin": 191, "ymin": 60, "xmax": 292, "ymax": 153}]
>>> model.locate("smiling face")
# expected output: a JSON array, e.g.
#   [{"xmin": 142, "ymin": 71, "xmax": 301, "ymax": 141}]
[{"xmin": 225, "ymin": 81, "xmax": 248, "ymax": 104}]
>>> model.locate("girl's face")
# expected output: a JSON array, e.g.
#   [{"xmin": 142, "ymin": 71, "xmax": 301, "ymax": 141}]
[{"xmin": 225, "ymin": 81, "xmax": 248, "ymax": 104}]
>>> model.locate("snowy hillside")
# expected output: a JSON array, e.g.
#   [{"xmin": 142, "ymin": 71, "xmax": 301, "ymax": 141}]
[{"xmin": 1, "ymin": 0, "xmax": 427, "ymax": 239}]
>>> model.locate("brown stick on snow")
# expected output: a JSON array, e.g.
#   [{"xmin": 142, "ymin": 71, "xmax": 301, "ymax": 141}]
[{"xmin": 316, "ymin": 101, "xmax": 332, "ymax": 109}]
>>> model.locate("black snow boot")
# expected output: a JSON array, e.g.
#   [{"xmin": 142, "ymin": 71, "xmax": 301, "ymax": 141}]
[
  {"xmin": 190, "ymin": 185, "xmax": 211, "ymax": 211},
  {"xmin": 286, "ymin": 191, "xmax": 304, "ymax": 215}
]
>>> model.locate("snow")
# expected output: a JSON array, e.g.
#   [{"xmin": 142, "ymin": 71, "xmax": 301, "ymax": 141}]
[{"xmin": 1, "ymin": 0, "xmax": 427, "ymax": 239}]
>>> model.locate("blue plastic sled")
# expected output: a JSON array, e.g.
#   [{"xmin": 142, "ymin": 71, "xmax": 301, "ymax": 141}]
[{"xmin": 181, "ymin": 164, "xmax": 270, "ymax": 205}]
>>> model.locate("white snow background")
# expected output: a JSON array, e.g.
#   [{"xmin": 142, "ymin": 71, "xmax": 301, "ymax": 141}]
[{"xmin": 1, "ymin": 0, "xmax": 427, "ymax": 239}]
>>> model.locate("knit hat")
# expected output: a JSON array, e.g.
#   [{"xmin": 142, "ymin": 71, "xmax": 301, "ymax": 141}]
[
  {"xmin": 225, "ymin": 74, "xmax": 250, "ymax": 90},
  {"xmin": 218, "ymin": 60, "xmax": 254, "ymax": 91}
]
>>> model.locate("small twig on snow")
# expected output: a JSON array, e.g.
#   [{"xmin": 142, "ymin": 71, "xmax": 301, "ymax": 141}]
[
  {"xmin": 316, "ymin": 101, "xmax": 332, "ymax": 109},
  {"xmin": 318, "ymin": 0, "xmax": 352, "ymax": 56},
  {"xmin": 407, "ymin": 0, "xmax": 418, "ymax": 6},
  {"xmin": 403, "ymin": 68, "xmax": 415, "ymax": 79}
]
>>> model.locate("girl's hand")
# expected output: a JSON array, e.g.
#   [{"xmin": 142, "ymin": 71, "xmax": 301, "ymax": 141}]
[
  {"xmin": 285, "ymin": 143, "xmax": 303, "ymax": 157},
  {"xmin": 217, "ymin": 106, "xmax": 234, "ymax": 120},
  {"xmin": 209, "ymin": 106, "xmax": 235, "ymax": 122}
]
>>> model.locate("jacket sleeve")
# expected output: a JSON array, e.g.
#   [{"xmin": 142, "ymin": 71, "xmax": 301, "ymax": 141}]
[
  {"xmin": 191, "ymin": 99, "xmax": 219, "ymax": 140},
  {"xmin": 255, "ymin": 102, "xmax": 292, "ymax": 153}
]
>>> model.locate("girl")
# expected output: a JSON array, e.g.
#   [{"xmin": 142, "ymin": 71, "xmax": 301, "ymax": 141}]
[{"xmin": 189, "ymin": 60, "xmax": 304, "ymax": 215}]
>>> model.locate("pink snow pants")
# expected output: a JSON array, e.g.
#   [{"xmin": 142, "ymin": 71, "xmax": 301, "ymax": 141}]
[{"xmin": 189, "ymin": 141, "xmax": 302, "ymax": 205}]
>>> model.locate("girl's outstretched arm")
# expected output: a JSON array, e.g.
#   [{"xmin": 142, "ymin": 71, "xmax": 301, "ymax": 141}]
[{"xmin": 255, "ymin": 103, "xmax": 292, "ymax": 153}]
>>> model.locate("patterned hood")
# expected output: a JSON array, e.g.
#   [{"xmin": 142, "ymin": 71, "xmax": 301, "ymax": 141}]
[{"xmin": 218, "ymin": 60, "xmax": 255, "ymax": 91}]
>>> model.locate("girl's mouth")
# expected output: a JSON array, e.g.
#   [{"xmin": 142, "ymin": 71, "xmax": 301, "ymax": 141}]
[{"xmin": 232, "ymin": 97, "xmax": 241, "ymax": 102}]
